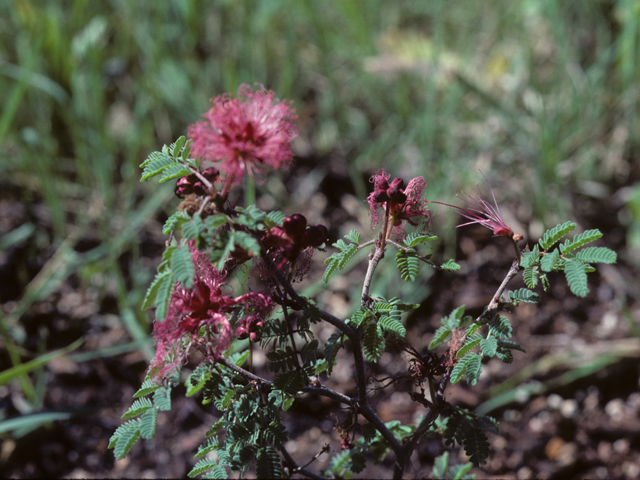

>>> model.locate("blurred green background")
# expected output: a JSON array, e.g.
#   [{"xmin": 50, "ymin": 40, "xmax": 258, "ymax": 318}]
[{"xmin": 1, "ymin": 0, "xmax": 639, "ymax": 477}]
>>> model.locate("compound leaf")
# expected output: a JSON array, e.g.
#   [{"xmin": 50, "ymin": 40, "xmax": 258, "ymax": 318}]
[
  {"xmin": 256, "ymin": 446, "xmax": 283, "ymax": 479},
  {"xmin": 122, "ymin": 397, "xmax": 153, "ymax": 419},
  {"xmin": 561, "ymin": 229, "xmax": 602, "ymax": 254},
  {"xmin": 363, "ymin": 323, "xmax": 385, "ymax": 362},
  {"xmin": 539, "ymin": 221, "xmax": 576, "ymax": 250},
  {"xmin": 564, "ymin": 259, "xmax": 589, "ymax": 297},
  {"xmin": 576, "ymin": 247, "xmax": 617, "ymax": 264},
  {"xmin": 139, "ymin": 407, "xmax": 157, "ymax": 439},
  {"xmin": 396, "ymin": 248, "xmax": 419, "ymax": 282},
  {"xmin": 171, "ymin": 242, "xmax": 195, "ymax": 288}
]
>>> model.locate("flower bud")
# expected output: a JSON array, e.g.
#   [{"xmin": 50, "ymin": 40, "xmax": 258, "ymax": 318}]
[
  {"xmin": 283, "ymin": 214, "xmax": 307, "ymax": 240},
  {"xmin": 202, "ymin": 167, "xmax": 220, "ymax": 182},
  {"xmin": 302, "ymin": 225, "xmax": 329, "ymax": 248},
  {"xmin": 175, "ymin": 177, "xmax": 193, "ymax": 198},
  {"xmin": 192, "ymin": 181, "xmax": 207, "ymax": 196}
]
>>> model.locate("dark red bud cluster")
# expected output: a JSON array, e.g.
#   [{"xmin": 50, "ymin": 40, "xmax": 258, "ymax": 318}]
[
  {"xmin": 235, "ymin": 315, "xmax": 265, "ymax": 342},
  {"xmin": 373, "ymin": 177, "xmax": 407, "ymax": 204},
  {"xmin": 175, "ymin": 168, "xmax": 220, "ymax": 198},
  {"xmin": 263, "ymin": 214, "xmax": 329, "ymax": 261}
]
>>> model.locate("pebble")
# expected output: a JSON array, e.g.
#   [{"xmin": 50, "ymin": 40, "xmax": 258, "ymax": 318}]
[
  {"xmin": 613, "ymin": 438, "xmax": 630, "ymax": 455},
  {"xmin": 605, "ymin": 398, "xmax": 625, "ymax": 421},
  {"xmin": 547, "ymin": 393, "xmax": 562, "ymax": 410},
  {"xmin": 560, "ymin": 399, "xmax": 578, "ymax": 418},
  {"xmin": 516, "ymin": 466, "xmax": 533, "ymax": 480}
]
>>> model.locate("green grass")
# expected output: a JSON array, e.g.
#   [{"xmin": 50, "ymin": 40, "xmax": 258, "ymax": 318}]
[{"xmin": 0, "ymin": 0, "xmax": 638, "ymax": 436}]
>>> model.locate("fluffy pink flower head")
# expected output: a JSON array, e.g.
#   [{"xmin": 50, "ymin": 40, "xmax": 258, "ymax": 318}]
[
  {"xmin": 188, "ymin": 84, "xmax": 298, "ymax": 189},
  {"xmin": 148, "ymin": 243, "xmax": 272, "ymax": 381},
  {"xmin": 366, "ymin": 169, "xmax": 431, "ymax": 238},
  {"xmin": 427, "ymin": 172, "xmax": 522, "ymax": 241}
]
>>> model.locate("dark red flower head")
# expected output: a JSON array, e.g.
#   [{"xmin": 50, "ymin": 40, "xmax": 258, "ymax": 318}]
[{"xmin": 366, "ymin": 169, "xmax": 431, "ymax": 238}]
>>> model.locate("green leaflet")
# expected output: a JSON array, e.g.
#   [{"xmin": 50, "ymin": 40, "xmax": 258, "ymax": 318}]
[
  {"xmin": 560, "ymin": 229, "xmax": 602, "ymax": 253},
  {"xmin": 480, "ymin": 337, "xmax": 498, "ymax": 357},
  {"xmin": 363, "ymin": 323, "xmax": 385, "ymax": 362},
  {"xmin": 272, "ymin": 369, "xmax": 308, "ymax": 396},
  {"xmin": 403, "ymin": 232, "xmax": 437, "ymax": 247},
  {"xmin": 139, "ymin": 407, "xmax": 157, "ymax": 440},
  {"xmin": 163, "ymin": 210, "xmax": 191, "ymax": 235},
  {"xmin": 121, "ymin": 398, "xmax": 152, "ymax": 419},
  {"xmin": 507, "ymin": 288, "xmax": 540, "ymax": 304},
  {"xmin": 379, "ymin": 315, "xmax": 407, "ymax": 338},
  {"xmin": 564, "ymin": 259, "xmax": 589, "ymax": 297},
  {"xmin": 456, "ymin": 334, "xmax": 483, "ymax": 359},
  {"xmin": 133, "ymin": 378, "xmax": 161, "ymax": 398},
  {"xmin": 441, "ymin": 259, "xmax": 461, "ymax": 271},
  {"xmin": 540, "ymin": 248, "xmax": 560, "ymax": 272},
  {"xmin": 576, "ymin": 246, "xmax": 617, "ymax": 264},
  {"xmin": 323, "ymin": 238, "xmax": 358, "ymax": 282},
  {"xmin": 396, "ymin": 248, "xmax": 419, "ymax": 281},
  {"xmin": 429, "ymin": 326, "xmax": 452, "ymax": 349},
  {"xmin": 171, "ymin": 241, "xmax": 196, "ymax": 288},
  {"xmin": 539, "ymin": 221, "xmax": 576, "ymax": 250},
  {"xmin": 256, "ymin": 447, "xmax": 283, "ymax": 479}
]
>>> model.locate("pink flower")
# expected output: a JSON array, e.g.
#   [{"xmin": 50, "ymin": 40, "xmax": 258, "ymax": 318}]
[
  {"xmin": 188, "ymin": 84, "xmax": 297, "ymax": 189},
  {"xmin": 366, "ymin": 169, "xmax": 431, "ymax": 238},
  {"xmin": 427, "ymin": 173, "xmax": 521, "ymax": 240},
  {"xmin": 148, "ymin": 244, "xmax": 272, "ymax": 381}
]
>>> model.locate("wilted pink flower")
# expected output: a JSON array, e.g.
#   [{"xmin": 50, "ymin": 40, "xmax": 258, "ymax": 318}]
[
  {"xmin": 188, "ymin": 84, "xmax": 297, "ymax": 190},
  {"xmin": 427, "ymin": 173, "xmax": 521, "ymax": 240},
  {"xmin": 148, "ymin": 243, "xmax": 272, "ymax": 381},
  {"xmin": 366, "ymin": 169, "xmax": 431, "ymax": 238}
]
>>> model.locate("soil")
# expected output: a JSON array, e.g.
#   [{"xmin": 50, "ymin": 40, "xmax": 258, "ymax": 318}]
[{"xmin": 1, "ymin": 160, "xmax": 639, "ymax": 479}]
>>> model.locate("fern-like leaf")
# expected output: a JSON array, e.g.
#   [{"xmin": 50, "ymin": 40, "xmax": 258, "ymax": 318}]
[
  {"xmin": 188, "ymin": 458, "xmax": 219, "ymax": 478},
  {"xmin": 171, "ymin": 242, "xmax": 196, "ymax": 288},
  {"xmin": 140, "ymin": 152, "xmax": 175, "ymax": 181},
  {"xmin": 396, "ymin": 248, "xmax": 419, "ymax": 281},
  {"xmin": 539, "ymin": 221, "xmax": 576, "ymax": 250},
  {"xmin": 441, "ymin": 259, "xmax": 461, "ymax": 271},
  {"xmin": 488, "ymin": 316, "xmax": 512, "ymax": 340},
  {"xmin": 114, "ymin": 420, "xmax": 141, "ymax": 459},
  {"xmin": 345, "ymin": 230, "xmax": 361, "ymax": 244},
  {"xmin": 139, "ymin": 407, "xmax": 157, "ymax": 439},
  {"xmin": 122, "ymin": 397, "xmax": 153, "ymax": 419},
  {"xmin": 463, "ymin": 427, "xmax": 490, "ymax": 466},
  {"xmin": 429, "ymin": 326, "xmax": 452, "ymax": 349},
  {"xmin": 523, "ymin": 265, "xmax": 539, "ymax": 289},
  {"xmin": 564, "ymin": 259, "xmax": 589, "ymax": 297},
  {"xmin": 576, "ymin": 247, "xmax": 617, "ymax": 264},
  {"xmin": 363, "ymin": 323, "xmax": 385, "ymax": 362},
  {"xmin": 256, "ymin": 446, "xmax": 283, "ymax": 479},
  {"xmin": 561, "ymin": 229, "xmax": 602, "ymax": 254},
  {"xmin": 507, "ymin": 288, "xmax": 540, "ymax": 304},
  {"xmin": 540, "ymin": 248, "xmax": 560, "ymax": 272},
  {"xmin": 266, "ymin": 210, "xmax": 286, "ymax": 227},
  {"xmin": 379, "ymin": 316, "xmax": 406, "ymax": 338},
  {"xmin": 456, "ymin": 334, "xmax": 483, "ymax": 359},
  {"xmin": 464, "ymin": 353, "xmax": 482, "ymax": 386},
  {"xmin": 159, "ymin": 164, "xmax": 192, "ymax": 183},
  {"xmin": 141, "ymin": 270, "xmax": 172, "ymax": 311},
  {"xmin": 133, "ymin": 378, "xmax": 161, "ymax": 398},
  {"xmin": 267, "ymin": 346, "xmax": 299, "ymax": 373},
  {"xmin": 323, "ymin": 239, "xmax": 358, "ymax": 282},
  {"xmin": 450, "ymin": 354, "xmax": 473, "ymax": 384},
  {"xmin": 404, "ymin": 232, "xmax": 437, "ymax": 247},
  {"xmin": 163, "ymin": 210, "xmax": 191, "ymax": 235},
  {"xmin": 272, "ymin": 369, "xmax": 308, "ymax": 396},
  {"xmin": 153, "ymin": 385, "xmax": 172, "ymax": 411},
  {"xmin": 480, "ymin": 337, "xmax": 498, "ymax": 357}
]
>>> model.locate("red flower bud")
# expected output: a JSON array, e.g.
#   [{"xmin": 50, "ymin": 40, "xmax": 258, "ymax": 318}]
[
  {"xmin": 302, "ymin": 225, "xmax": 329, "ymax": 248},
  {"xmin": 283, "ymin": 214, "xmax": 307, "ymax": 240}
]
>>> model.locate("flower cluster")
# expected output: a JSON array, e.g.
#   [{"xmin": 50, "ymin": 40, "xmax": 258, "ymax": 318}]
[
  {"xmin": 148, "ymin": 244, "xmax": 271, "ymax": 381},
  {"xmin": 188, "ymin": 84, "xmax": 298, "ymax": 190},
  {"xmin": 262, "ymin": 214, "xmax": 329, "ymax": 263},
  {"xmin": 366, "ymin": 169, "xmax": 431, "ymax": 238},
  {"xmin": 174, "ymin": 167, "xmax": 220, "ymax": 198}
]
